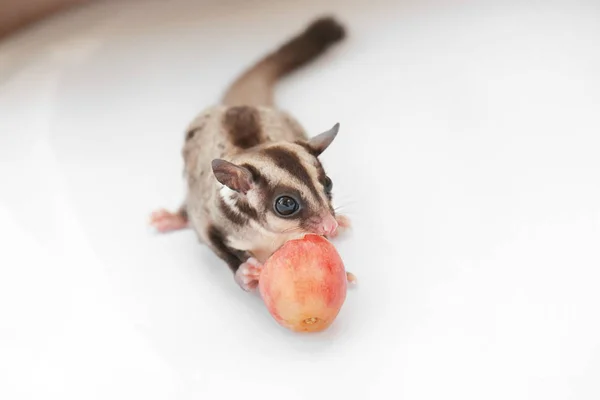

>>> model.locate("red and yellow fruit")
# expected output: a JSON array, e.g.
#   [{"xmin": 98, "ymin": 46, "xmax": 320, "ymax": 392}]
[{"xmin": 259, "ymin": 234, "xmax": 347, "ymax": 332}]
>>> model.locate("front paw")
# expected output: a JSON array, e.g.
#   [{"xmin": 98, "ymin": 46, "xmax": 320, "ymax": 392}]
[
  {"xmin": 328, "ymin": 214, "xmax": 352, "ymax": 239},
  {"xmin": 234, "ymin": 257, "xmax": 263, "ymax": 292}
]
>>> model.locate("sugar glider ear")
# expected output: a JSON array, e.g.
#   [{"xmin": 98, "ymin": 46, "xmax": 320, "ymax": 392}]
[
  {"xmin": 211, "ymin": 159, "xmax": 253, "ymax": 194},
  {"xmin": 307, "ymin": 123, "xmax": 339, "ymax": 156}
]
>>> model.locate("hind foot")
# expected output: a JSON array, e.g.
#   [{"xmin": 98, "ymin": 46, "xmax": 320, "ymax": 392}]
[{"xmin": 150, "ymin": 209, "xmax": 189, "ymax": 233}]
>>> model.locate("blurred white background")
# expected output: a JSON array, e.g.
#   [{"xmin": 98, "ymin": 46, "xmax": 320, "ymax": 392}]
[{"xmin": 1, "ymin": 0, "xmax": 600, "ymax": 399}]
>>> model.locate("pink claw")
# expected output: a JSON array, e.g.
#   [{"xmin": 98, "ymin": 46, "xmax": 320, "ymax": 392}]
[
  {"xmin": 327, "ymin": 214, "xmax": 352, "ymax": 239},
  {"xmin": 346, "ymin": 271, "xmax": 358, "ymax": 285}
]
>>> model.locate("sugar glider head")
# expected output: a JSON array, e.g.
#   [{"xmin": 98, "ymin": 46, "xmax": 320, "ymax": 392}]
[{"xmin": 212, "ymin": 123, "xmax": 340, "ymax": 236}]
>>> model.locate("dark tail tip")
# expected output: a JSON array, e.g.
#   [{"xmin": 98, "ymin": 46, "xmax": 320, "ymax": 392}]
[
  {"xmin": 303, "ymin": 16, "xmax": 346, "ymax": 45},
  {"xmin": 266, "ymin": 16, "xmax": 347, "ymax": 79}
]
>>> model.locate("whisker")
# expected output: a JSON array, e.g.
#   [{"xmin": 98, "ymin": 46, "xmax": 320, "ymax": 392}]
[
  {"xmin": 269, "ymin": 224, "xmax": 303, "ymax": 251},
  {"xmin": 334, "ymin": 206, "xmax": 351, "ymax": 213},
  {"xmin": 333, "ymin": 200, "xmax": 358, "ymax": 208},
  {"xmin": 280, "ymin": 225, "xmax": 302, "ymax": 234}
]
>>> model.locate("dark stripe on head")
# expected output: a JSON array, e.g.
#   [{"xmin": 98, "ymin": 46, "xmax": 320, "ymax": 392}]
[
  {"xmin": 236, "ymin": 198, "xmax": 260, "ymax": 221},
  {"xmin": 207, "ymin": 225, "xmax": 247, "ymax": 272},
  {"xmin": 240, "ymin": 163, "xmax": 264, "ymax": 185},
  {"xmin": 315, "ymin": 163, "xmax": 332, "ymax": 201},
  {"xmin": 294, "ymin": 140, "xmax": 318, "ymax": 157},
  {"xmin": 218, "ymin": 197, "xmax": 246, "ymax": 226},
  {"xmin": 223, "ymin": 106, "xmax": 263, "ymax": 149},
  {"xmin": 315, "ymin": 163, "xmax": 327, "ymax": 186},
  {"xmin": 263, "ymin": 147, "xmax": 322, "ymax": 203}
]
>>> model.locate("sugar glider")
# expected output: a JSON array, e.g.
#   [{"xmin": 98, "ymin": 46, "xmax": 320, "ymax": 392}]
[{"xmin": 151, "ymin": 17, "xmax": 355, "ymax": 291}]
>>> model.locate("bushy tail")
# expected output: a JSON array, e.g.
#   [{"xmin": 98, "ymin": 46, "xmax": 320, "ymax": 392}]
[{"xmin": 222, "ymin": 17, "xmax": 346, "ymax": 107}]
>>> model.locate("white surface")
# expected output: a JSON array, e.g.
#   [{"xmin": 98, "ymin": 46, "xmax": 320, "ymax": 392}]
[{"xmin": 1, "ymin": 0, "xmax": 600, "ymax": 399}]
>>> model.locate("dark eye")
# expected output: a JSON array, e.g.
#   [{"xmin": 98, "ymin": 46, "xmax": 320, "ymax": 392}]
[
  {"xmin": 323, "ymin": 176, "xmax": 333, "ymax": 193},
  {"xmin": 274, "ymin": 196, "xmax": 299, "ymax": 216}
]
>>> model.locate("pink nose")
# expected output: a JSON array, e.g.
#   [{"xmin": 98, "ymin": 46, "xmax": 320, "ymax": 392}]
[{"xmin": 316, "ymin": 215, "xmax": 338, "ymax": 236}]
